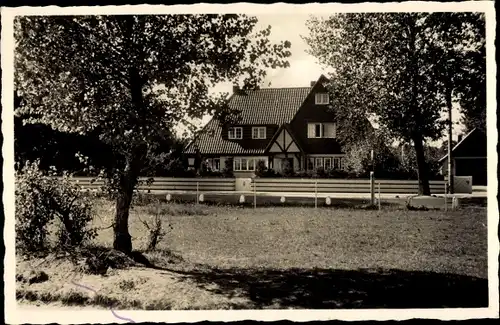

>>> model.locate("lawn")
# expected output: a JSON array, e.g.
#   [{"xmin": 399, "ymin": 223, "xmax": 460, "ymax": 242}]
[{"xmin": 16, "ymin": 198, "xmax": 488, "ymax": 310}]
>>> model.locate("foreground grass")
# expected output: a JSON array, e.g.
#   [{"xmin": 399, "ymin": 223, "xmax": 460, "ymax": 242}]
[{"xmin": 17, "ymin": 199, "xmax": 488, "ymax": 309}]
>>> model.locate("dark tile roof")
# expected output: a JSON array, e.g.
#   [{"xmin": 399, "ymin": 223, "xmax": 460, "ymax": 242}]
[
  {"xmin": 230, "ymin": 87, "xmax": 312, "ymax": 125},
  {"xmin": 185, "ymin": 87, "xmax": 313, "ymax": 155},
  {"xmin": 185, "ymin": 119, "xmax": 267, "ymax": 155}
]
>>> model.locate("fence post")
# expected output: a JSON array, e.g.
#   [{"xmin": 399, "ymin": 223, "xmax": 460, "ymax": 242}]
[
  {"xmin": 196, "ymin": 181, "xmax": 199, "ymax": 205},
  {"xmin": 378, "ymin": 182, "xmax": 381, "ymax": 210},
  {"xmin": 444, "ymin": 184, "xmax": 448, "ymax": 212},
  {"xmin": 370, "ymin": 171, "xmax": 375, "ymax": 206},
  {"xmin": 315, "ymin": 180, "xmax": 318, "ymax": 209},
  {"xmin": 253, "ymin": 178, "xmax": 257, "ymax": 209}
]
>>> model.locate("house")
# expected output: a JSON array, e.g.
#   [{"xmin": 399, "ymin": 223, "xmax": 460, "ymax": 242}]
[
  {"xmin": 184, "ymin": 75, "xmax": 347, "ymax": 177},
  {"xmin": 438, "ymin": 128, "xmax": 487, "ymax": 186}
]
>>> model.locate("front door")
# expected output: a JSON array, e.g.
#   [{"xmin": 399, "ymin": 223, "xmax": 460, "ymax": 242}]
[{"xmin": 281, "ymin": 158, "xmax": 294, "ymax": 171}]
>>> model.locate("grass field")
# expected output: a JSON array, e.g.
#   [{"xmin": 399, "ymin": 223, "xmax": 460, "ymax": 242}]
[{"xmin": 16, "ymin": 197, "xmax": 488, "ymax": 310}]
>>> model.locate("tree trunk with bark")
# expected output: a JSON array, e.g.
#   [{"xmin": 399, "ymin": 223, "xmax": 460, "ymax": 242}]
[{"xmin": 412, "ymin": 132, "xmax": 431, "ymax": 196}]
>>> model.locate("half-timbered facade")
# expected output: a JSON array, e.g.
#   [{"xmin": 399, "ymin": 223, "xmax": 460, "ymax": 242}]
[{"xmin": 184, "ymin": 75, "xmax": 347, "ymax": 176}]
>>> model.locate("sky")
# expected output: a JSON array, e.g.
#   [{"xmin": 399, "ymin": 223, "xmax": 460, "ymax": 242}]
[{"xmin": 179, "ymin": 14, "xmax": 465, "ymax": 146}]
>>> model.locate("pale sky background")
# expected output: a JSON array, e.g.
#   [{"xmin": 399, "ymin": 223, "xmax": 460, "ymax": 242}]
[{"xmin": 180, "ymin": 14, "xmax": 465, "ymax": 147}]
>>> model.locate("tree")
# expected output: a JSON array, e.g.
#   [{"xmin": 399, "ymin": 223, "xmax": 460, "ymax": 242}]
[
  {"xmin": 15, "ymin": 15, "xmax": 291, "ymax": 253},
  {"xmin": 304, "ymin": 12, "xmax": 485, "ymax": 195}
]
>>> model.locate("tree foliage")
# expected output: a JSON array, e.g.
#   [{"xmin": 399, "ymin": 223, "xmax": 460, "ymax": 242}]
[
  {"xmin": 15, "ymin": 15, "xmax": 291, "ymax": 252},
  {"xmin": 304, "ymin": 12, "xmax": 485, "ymax": 194},
  {"xmin": 15, "ymin": 161, "xmax": 96, "ymax": 255}
]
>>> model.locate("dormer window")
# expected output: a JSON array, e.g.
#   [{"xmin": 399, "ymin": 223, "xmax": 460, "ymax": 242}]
[
  {"xmin": 252, "ymin": 127, "xmax": 266, "ymax": 139},
  {"xmin": 315, "ymin": 93, "xmax": 329, "ymax": 105},
  {"xmin": 228, "ymin": 126, "xmax": 242, "ymax": 139}
]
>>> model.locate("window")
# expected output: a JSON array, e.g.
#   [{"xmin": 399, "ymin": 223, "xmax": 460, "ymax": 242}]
[
  {"xmin": 233, "ymin": 157, "xmax": 259, "ymax": 171},
  {"xmin": 324, "ymin": 157, "xmax": 332, "ymax": 170},
  {"xmin": 234, "ymin": 158, "xmax": 242, "ymax": 171},
  {"xmin": 307, "ymin": 157, "xmax": 314, "ymax": 170},
  {"xmin": 241, "ymin": 158, "xmax": 248, "ymax": 171},
  {"xmin": 333, "ymin": 157, "xmax": 341, "ymax": 169},
  {"xmin": 228, "ymin": 127, "xmax": 243, "ymax": 139},
  {"xmin": 205, "ymin": 158, "xmax": 221, "ymax": 171},
  {"xmin": 188, "ymin": 158, "xmax": 195, "ymax": 167},
  {"xmin": 315, "ymin": 124, "xmax": 323, "ymax": 138},
  {"xmin": 315, "ymin": 93, "xmax": 329, "ymax": 105},
  {"xmin": 308, "ymin": 123, "xmax": 336, "ymax": 138},
  {"xmin": 249, "ymin": 159, "xmax": 256, "ymax": 171},
  {"xmin": 308, "ymin": 156, "xmax": 345, "ymax": 170},
  {"xmin": 252, "ymin": 127, "xmax": 266, "ymax": 139},
  {"xmin": 315, "ymin": 158, "xmax": 323, "ymax": 169}
]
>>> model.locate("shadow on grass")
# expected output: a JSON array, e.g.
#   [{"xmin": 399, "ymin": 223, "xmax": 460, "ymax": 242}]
[{"xmin": 173, "ymin": 267, "xmax": 488, "ymax": 309}]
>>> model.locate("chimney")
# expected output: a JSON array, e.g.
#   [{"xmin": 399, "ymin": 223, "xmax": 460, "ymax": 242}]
[
  {"xmin": 232, "ymin": 84, "xmax": 240, "ymax": 94},
  {"xmin": 457, "ymin": 134, "xmax": 463, "ymax": 142},
  {"xmin": 310, "ymin": 80, "xmax": 316, "ymax": 87}
]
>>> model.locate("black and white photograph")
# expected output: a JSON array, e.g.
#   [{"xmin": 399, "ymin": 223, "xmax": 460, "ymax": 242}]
[{"xmin": 2, "ymin": 1, "xmax": 498, "ymax": 323}]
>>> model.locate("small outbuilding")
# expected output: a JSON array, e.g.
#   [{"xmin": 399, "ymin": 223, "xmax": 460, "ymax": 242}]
[{"xmin": 439, "ymin": 128, "xmax": 487, "ymax": 186}]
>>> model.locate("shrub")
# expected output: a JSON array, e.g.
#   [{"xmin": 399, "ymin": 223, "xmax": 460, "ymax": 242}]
[
  {"xmin": 254, "ymin": 159, "xmax": 268, "ymax": 178},
  {"xmin": 325, "ymin": 168, "xmax": 349, "ymax": 179},
  {"xmin": 139, "ymin": 214, "xmax": 171, "ymax": 252},
  {"xmin": 282, "ymin": 159, "xmax": 295, "ymax": 177},
  {"xmin": 15, "ymin": 160, "xmax": 96, "ymax": 255},
  {"xmin": 222, "ymin": 158, "xmax": 234, "ymax": 177},
  {"xmin": 314, "ymin": 166, "xmax": 328, "ymax": 178},
  {"xmin": 294, "ymin": 169, "xmax": 314, "ymax": 178}
]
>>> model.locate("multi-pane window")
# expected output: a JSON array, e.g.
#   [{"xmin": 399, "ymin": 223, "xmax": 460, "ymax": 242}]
[
  {"xmin": 228, "ymin": 127, "xmax": 243, "ymax": 139},
  {"xmin": 234, "ymin": 158, "xmax": 242, "ymax": 171},
  {"xmin": 233, "ymin": 157, "xmax": 261, "ymax": 171},
  {"xmin": 205, "ymin": 158, "xmax": 221, "ymax": 171},
  {"xmin": 252, "ymin": 127, "xmax": 266, "ymax": 139},
  {"xmin": 333, "ymin": 157, "xmax": 341, "ymax": 170},
  {"xmin": 315, "ymin": 93, "xmax": 329, "ymax": 105},
  {"xmin": 314, "ymin": 124, "xmax": 323, "ymax": 138},
  {"xmin": 307, "ymin": 156, "xmax": 344, "ymax": 171},
  {"xmin": 308, "ymin": 123, "xmax": 336, "ymax": 138},
  {"xmin": 307, "ymin": 158, "xmax": 314, "ymax": 170},
  {"xmin": 324, "ymin": 157, "xmax": 332, "ymax": 170}
]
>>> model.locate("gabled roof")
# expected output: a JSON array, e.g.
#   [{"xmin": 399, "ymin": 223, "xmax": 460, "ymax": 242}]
[
  {"xmin": 184, "ymin": 75, "xmax": 333, "ymax": 155},
  {"xmin": 184, "ymin": 119, "xmax": 266, "ymax": 155},
  {"xmin": 228, "ymin": 86, "xmax": 312, "ymax": 125},
  {"xmin": 438, "ymin": 128, "xmax": 486, "ymax": 162},
  {"xmin": 264, "ymin": 123, "xmax": 304, "ymax": 154}
]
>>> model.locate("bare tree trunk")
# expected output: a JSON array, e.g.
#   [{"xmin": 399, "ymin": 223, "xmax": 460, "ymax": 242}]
[{"xmin": 412, "ymin": 133, "xmax": 431, "ymax": 196}]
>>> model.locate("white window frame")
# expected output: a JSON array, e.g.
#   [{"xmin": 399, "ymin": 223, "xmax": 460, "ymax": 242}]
[
  {"xmin": 213, "ymin": 158, "xmax": 220, "ymax": 171},
  {"xmin": 228, "ymin": 127, "xmax": 243, "ymax": 139},
  {"xmin": 314, "ymin": 123, "xmax": 324, "ymax": 138},
  {"xmin": 324, "ymin": 157, "xmax": 332, "ymax": 170},
  {"xmin": 252, "ymin": 126, "xmax": 266, "ymax": 139},
  {"xmin": 233, "ymin": 157, "xmax": 259, "ymax": 171},
  {"xmin": 241, "ymin": 158, "xmax": 248, "ymax": 171},
  {"xmin": 333, "ymin": 157, "xmax": 341, "ymax": 169},
  {"xmin": 315, "ymin": 157, "xmax": 324, "ymax": 169},
  {"xmin": 315, "ymin": 93, "xmax": 329, "ymax": 105},
  {"xmin": 234, "ymin": 158, "xmax": 241, "ymax": 171}
]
